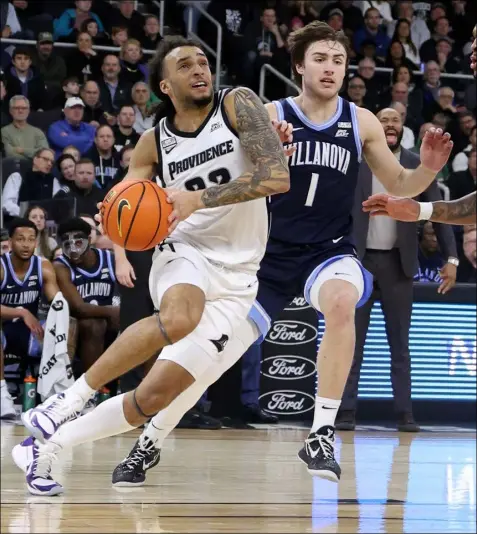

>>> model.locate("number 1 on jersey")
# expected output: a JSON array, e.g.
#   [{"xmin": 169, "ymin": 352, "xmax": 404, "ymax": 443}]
[{"xmin": 305, "ymin": 173, "xmax": 319, "ymax": 207}]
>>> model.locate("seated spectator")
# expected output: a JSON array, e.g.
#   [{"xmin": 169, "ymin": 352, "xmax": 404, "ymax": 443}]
[
  {"xmin": 54, "ymin": 217, "xmax": 119, "ymax": 384},
  {"xmin": 53, "ymin": 158, "xmax": 105, "ymax": 217},
  {"xmin": 326, "ymin": 8, "xmax": 344, "ymax": 32},
  {"xmin": 80, "ymin": 16, "xmax": 109, "ymax": 46},
  {"xmin": 453, "ymin": 125, "xmax": 476, "ymax": 173},
  {"xmin": 4, "ymin": 47, "xmax": 47, "ymax": 111},
  {"xmin": 447, "ymin": 148, "xmax": 476, "ymax": 200},
  {"xmin": 419, "ymin": 16, "xmax": 453, "ymax": 64},
  {"xmin": 80, "ymin": 80, "xmax": 106, "ymax": 127},
  {"xmin": 3, "ymin": 148, "xmax": 59, "ymax": 218},
  {"xmin": 114, "ymin": 144, "xmax": 133, "ymax": 183},
  {"xmin": 385, "ymin": 40, "xmax": 418, "ymax": 71},
  {"xmin": 434, "ymin": 37, "xmax": 461, "ymax": 75},
  {"xmin": 66, "ymin": 32, "xmax": 102, "ymax": 83},
  {"xmin": 391, "ymin": 18, "xmax": 420, "ymax": 67},
  {"xmin": 414, "ymin": 222, "xmax": 445, "ymax": 283},
  {"xmin": 113, "ymin": 105, "xmax": 139, "ymax": 152},
  {"xmin": 346, "ymin": 75, "xmax": 375, "ymax": 111},
  {"xmin": 52, "ymin": 76, "xmax": 80, "ymax": 109},
  {"xmin": 53, "ymin": 0, "xmax": 104, "ymax": 42},
  {"xmin": 423, "ymin": 86, "xmax": 458, "ymax": 124},
  {"xmin": 421, "ymin": 61, "xmax": 442, "ymax": 110},
  {"xmin": 109, "ymin": 0, "xmax": 145, "ymax": 40},
  {"xmin": 387, "ymin": 1, "xmax": 430, "ymax": 50},
  {"xmin": 392, "ymin": 64, "xmax": 423, "ymax": 107},
  {"xmin": 1, "ymin": 95, "xmax": 49, "ymax": 161},
  {"xmin": 360, "ymin": 0, "xmax": 393, "ymax": 26},
  {"xmin": 140, "ymin": 14, "xmax": 162, "ymax": 51},
  {"xmin": 0, "ymin": 79, "xmax": 10, "ymax": 128},
  {"xmin": 31, "ymin": 32, "xmax": 67, "ymax": 99},
  {"xmin": 356, "ymin": 39, "xmax": 385, "ymax": 67},
  {"xmin": 26, "ymin": 205, "xmax": 58, "ymax": 260},
  {"xmin": 453, "ymin": 111, "xmax": 477, "ymax": 159},
  {"xmin": 56, "ymin": 153, "xmax": 77, "ymax": 194},
  {"xmin": 131, "ymin": 81, "xmax": 154, "ymax": 134},
  {"xmin": 62, "ymin": 144, "xmax": 81, "ymax": 162},
  {"xmin": 382, "ymin": 81, "xmax": 423, "ymax": 133},
  {"xmin": 120, "ymin": 39, "xmax": 148, "ymax": 86},
  {"xmin": 353, "ymin": 7, "xmax": 390, "ymax": 62},
  {"xmin": 111, "ymin": 25, "xmax": 129, "ymax": 48},
  {"xmin": 48, "ymin": 97, "xmax": 96, "ymax": 158},
  {"xmin": 357, "ymin": 57, "xmax": 382, "ymax": 103},
  {"xmin": 390, "ymin": 102, "xmax": 415, "ymax": 149},
  {"xmin": 86, "ymin": 124, "xmax": 120, "ymax": 188},
  {"xmin": 320, "ymin": 0, "xmax": 364, "ymax": 32},
  {"xmin": 98, "ymin": 54, "xmax": 133, "ymax": 115},
  {"xmin": 0, "ymin": 228, "xmax": 10, "ymax": 255}
]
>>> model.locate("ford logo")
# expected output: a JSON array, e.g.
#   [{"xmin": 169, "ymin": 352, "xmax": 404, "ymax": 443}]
[
  {"xmin": 261, "ymin": 355, "xmax": 316, "ymax": 380},
  {"xmin": 284, "ymin": 296, "xmax": 311, "ymax": 311},
  {"xmin": 266, "ymin": 320, "xmax": 318, "ymax": 345},
  {"xmin": 259, "ymin": 390, "xmax": 315, "ymax": 415}
]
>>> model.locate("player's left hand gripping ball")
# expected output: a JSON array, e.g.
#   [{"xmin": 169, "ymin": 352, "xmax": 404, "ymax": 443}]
[{"xmin": 419, "ymin": 127, "xmax": 453, "ymax": 173}]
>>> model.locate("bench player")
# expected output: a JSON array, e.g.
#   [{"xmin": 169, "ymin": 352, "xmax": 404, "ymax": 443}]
[{"xmin": 17, "ymin": 35, "xmax": 290, "ymax": 496}]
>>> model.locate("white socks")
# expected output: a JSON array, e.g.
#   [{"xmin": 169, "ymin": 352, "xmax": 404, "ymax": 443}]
[
  {"xmin": 65, "ymin": 374, "xmax": 96, "ymax": 406},
  {"xmin": 311, "ymin": 396, "xmax": 341, "ymax": 433},
  {"xmin": 50, "ymin": 393, "xmax": 135, "ymax": 449}
]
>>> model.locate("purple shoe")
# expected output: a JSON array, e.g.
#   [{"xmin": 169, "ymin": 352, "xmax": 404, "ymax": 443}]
[
  {"xmin": 21, "ymin": 393, "xmax": 82, "ymax": 443},
  {"xmin": 12, "ymin": 436, "xmax": 36, "ymax": 472},
  {"xmin": 25, "ymin": 442, "xmax": 63, "ymax": 496}
]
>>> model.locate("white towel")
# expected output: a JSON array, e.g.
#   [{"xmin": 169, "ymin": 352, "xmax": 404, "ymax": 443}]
[{"xmin": 37, "ymin": 292, "xmax": 74, "ymax": 401}]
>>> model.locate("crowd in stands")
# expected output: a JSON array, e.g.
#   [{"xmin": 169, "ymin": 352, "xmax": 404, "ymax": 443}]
[{"xmin": 0, "ymin": 0, "xmax": 476, "ymax": 422}]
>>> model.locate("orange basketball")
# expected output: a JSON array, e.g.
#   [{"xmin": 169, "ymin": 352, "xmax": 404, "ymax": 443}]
[{"xmin": 101, "ymin": 180, "xmax": 172, "ymax": 251}]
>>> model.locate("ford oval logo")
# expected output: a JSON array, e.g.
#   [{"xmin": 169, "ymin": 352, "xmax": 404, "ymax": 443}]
[
  {"xmin": 259, "ymin": 390, "xmax": 315, "ymax": 415},
  {"xmin": 284, "ymin": 296, "xmax": 311, "ymax": 311},
  {"xmin": 266, "ymin": 320, "xmax": 318, "ymax": 345},
  {"xmin": 261, "ymin": 355, "xmax": 316, "ymax": 380}
]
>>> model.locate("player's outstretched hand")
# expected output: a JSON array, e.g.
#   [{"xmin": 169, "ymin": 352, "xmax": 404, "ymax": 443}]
[
  {"xmin": 166, "ymin": 190, "xmax": 202, "ymax": 234},
  {"xmin": 420, "ymin": 127, "xmax": 453, "ymax": 173},
  {"xmin": 95, "ymin": 202, "xmax": 105, "ymax": 235},
  {"xmin": 363, "ymin": 193, "xmax": 420, "ymax": 221},
  {"xmin": 272, "ymin": 119, "xmax": 296, "ymax": 157}
]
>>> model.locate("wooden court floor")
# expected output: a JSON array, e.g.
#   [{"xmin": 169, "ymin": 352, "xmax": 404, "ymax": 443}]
[{"xmin": 1, "ymin": 423, "xmax": 475, "ymax": 533}]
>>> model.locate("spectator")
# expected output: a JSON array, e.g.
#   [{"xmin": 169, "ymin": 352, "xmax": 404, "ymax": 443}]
[
  {"xmin": 391, "ymin": 64, "xmax": 424, "ymax": 117},
  {"xmin": 356, "ymin": 38, "xmax": 384, "ymax": 66},
  {"xmin": 119, "ymin": 39, "xmax": 147, "ymax": 86},
  {"xmin": 111, "ymin": 25, "xmax": 129, "ymax": 48},
  {"xmin": 56, "ymin": 153, "xmax": 77, "ymax": 194},
  {"xmin": 452, "ymin": 111, "xmax": 477, "ymax": 158},
  {"xmin": 415, "ymin": 222, "xmax": 445, "ymax": 283},
  {"xmin": 387, "ymin": 1, "xmax": 430, "ymax": 50},
  {"xmin": 346, "ymin": 75, "xmax": 374, "ymax": 111},
  {"xmin": 80, "ymin": 80, "xmax": 106, "ymax": 127},
  {"xmin": 0, "ymin": 79, "xmax": 10, "ymax": 128},
  {"xmin": 390, "ymin": 101, "xmax": 415, "ymax": 149},
  {"xmin": 353, "ymin": 7, "xmax": 390, "ymax": 61},
  {"xmin": 86, "ymin": 124, "xmax": 120, "ymax": 188},
  {"xmin": 1, "ymin": 1, "xmax": 22, "ymax": 37},
  {"xmin": 391, "ymin": 18, "xmax": 420, "ymax": 67},
  {"xmin": 53, "ymin": 0, "xmax": 104, "ymax": 42},
  {"xmin": 54, "ymin": 158, "xmax": 104, "ymax": 217},
  {"xmin": 2, "ymin": 148, "xmax": 58, "ymax": 217},
  {"xmin": 98, "ymin": 54, "xmax": 133, "ymax": 115},
  {"xmin": 53, "ymin": 76, "xmax": 81, "ymax": 109},
  {"xmin": 326, "ymin": 8, "xmax": 344, "ymax": 32},
  {"xmin": 357, "ymin": 57, "xmax": 381, "ymax": 102},
  {"xmin": 448, "ymin": 0, "xmax": 475, "ymax": 49},
  {"xmin": 453, "ymin": 125, "xmax": 476, "ymax": 172},
  {"xmin": 109, "ymin": 0, "xmax": 145, "ymax": 40},
  {"xmin": 360, "ymin": 0, "xmax": 393, "ymax": 26},
  {"xmin": 421, "ymin": 61, "xmax": 442, "ymax": 109},
  {"xmin": 48, "ymin": 97, "xmax": 96, "ymax": 158},
  {"xmin": 26, "ymin": 205, "xmax": 58, "ymax": 260},
  {"xmin": 423, "ymin": 86, "xmax": 457, "ymax": 123},
  {"xmin": 4, "ymin": 47, "xmax": 47, "ymax": 111},
  {"xmin": 31, "ymin": 32, "xmax": 67, "ymax": 97},
  {"xmin": 435, "ymin": 37, "xmax": 461, "ymax": 75},
  {"xmin": 131, "ymin": 81, "xmax": 153, "ymax": 134},
  {"xmin": 447, "ymin": 148, "xmax": 476, "ymax": 200},
  {"xmin": 0, "ymin": 228, "xmax": 10, "ymax": 254},
  {"xmin": 420, "ymin": 17, "xmax": 453, "ymax": 64},
  {"xmin": 320, "ymin": 0, "xmax": 364, "ymax": 32},
  {"xmin": 80, "ymin": 17, "xmax": 109, "ymax": 46},
  {"xmin": 62, "ymin": 144, "xmax": 81, "ymax": 162},
  {"xmin": 1, "ymin": 95, "xmax": 49, "ymax": 161},
  {"xmin": 385, "ymin": 40, "xmax": 417, "ymax": 71},
  {"xmin": 53, "ymin": 217, "xmax": 119, "ymax": 385},
  {"xmin": 112, "ymin": 144, "xmax": 134, "ymax": 183},
  {"xmin": 66, "ymin": 32, "xmax": 101, "ymax": 82},
  {"xmin": 113, "ymin": 105, "xmax": 139, "ymax": 152},
  {"xmin": 429, "ymin": 3, "xmax": 447, "ymax": 25},
  {"xmin": 383, "ymin": 81, "xmax": 423, "ymax": 133},
  {"xmin": 140, "ymin": 14, "xmax": 162, "ymax": 51}
]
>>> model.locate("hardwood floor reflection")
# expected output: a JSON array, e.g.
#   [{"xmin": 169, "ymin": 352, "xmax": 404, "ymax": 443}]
[{"xmin": 1, "ymin": 424, "xmax": 475, "ymax": 533}]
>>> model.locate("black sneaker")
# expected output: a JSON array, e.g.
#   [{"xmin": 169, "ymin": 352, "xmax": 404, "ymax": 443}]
[
  {"xmin": 297, "ymin": 425, "xmax": 341, "ymax": 482},
  {"xmin": 176, "ymin": 408, "xmax": 222, "ymax": 429},
  {"xmin": 112, "ymin": 436, "xmax": 161, "ymax": 487},
  {"xmin": 335, "ymin": 410, "xmax": 356, "ymax": 431}
]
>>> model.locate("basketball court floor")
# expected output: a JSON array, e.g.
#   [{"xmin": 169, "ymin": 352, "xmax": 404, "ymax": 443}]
[{"xmin": 1, "ymin": 422, "xmax": 475, "ymax": 533}]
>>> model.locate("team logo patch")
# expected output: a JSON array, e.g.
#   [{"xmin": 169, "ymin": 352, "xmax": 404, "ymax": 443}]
[
  {"xmin": 210, "ymin": 121, "xmax": 222, "ymax": 132},
  {"xmin": 335, "ymin": 129, "xmax": 349, "ymax": 137},
  {"xmin": 161, "ymin": 136, "xmax": 177, "ymax": 154},
  {"xmin": 338, "ymin": 122, "xmax": 351, "ymax": 128}
]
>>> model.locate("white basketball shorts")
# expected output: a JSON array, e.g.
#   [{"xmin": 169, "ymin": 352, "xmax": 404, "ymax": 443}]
[{"xmin": 149, "ymin": 242, "xmax": 259, "ymax": 380}]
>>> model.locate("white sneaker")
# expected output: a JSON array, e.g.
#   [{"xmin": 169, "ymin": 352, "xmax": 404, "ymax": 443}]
[
  {"xmin": 1, "ymin": 386, "xmax": 16, "ymax": 420},
  {"xmin": 12, "ymin": 436, "xmax": 36, "ymax": 472},
  {"xmin": 25, "ymin": 441, "xmax": 64, "ymax": 496}
]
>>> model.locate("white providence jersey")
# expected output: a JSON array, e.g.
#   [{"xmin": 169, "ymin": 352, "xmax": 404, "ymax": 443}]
[{"xmin": 155, "ymin": 89, "xmax": 268, "ymax": 275}]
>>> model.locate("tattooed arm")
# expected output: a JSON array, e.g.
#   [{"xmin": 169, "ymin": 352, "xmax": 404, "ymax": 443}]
[
  {"xmin": 362, "ymin": 191, "xmax": 476, "ymax": 225},
  {"xmin": 200, "ymin": 87, "xmax": 290, "ymax": 207}
]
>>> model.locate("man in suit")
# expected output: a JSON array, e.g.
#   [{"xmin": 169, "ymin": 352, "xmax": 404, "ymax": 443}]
[{"xmin": 337, "ymin": 108, "xmax": 458, "ymax": 432}]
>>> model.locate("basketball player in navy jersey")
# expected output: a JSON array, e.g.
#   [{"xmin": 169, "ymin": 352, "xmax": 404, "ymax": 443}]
[
  {"xmin": 364, "ymin": 25, "xmax": 476, "ymax": 226},
  {"xmin": 54, "ymin": 218, "xmax": 119, "ymax": 376},
  {"xmin": 18, "ymin": 35, "xmax": 289, "ymax": 495},
  {"xmin": 1, "ymin": 218, "xmax": 59, "ymax": 418}
]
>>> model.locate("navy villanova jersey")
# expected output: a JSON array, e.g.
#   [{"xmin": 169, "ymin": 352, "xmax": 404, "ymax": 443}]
[
  {"xmin": 56, "ymin": 248, "xmax": 116, "ymax": 306},
  {"xmin": 271, "ymin": 96, "xmax": 362, "ymax": 245},
  {"xmin": 0, "ymin": 253, "xmax": 43, "ymax": 320}
]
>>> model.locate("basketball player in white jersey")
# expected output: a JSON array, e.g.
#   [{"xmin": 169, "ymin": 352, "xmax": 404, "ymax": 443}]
[{"xmin": 17, "ymin": 35, "xmax": 290, "ymax": 496}]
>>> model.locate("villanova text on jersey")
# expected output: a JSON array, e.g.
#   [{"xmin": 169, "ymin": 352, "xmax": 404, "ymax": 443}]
[
  {"xmin": 269, "ymin": 96, "xmax": 362, "ymax": 245},
  {"xmin": 0, "ymin": 253, "xmax": 43, "ymax": 318},
  {"xmin": 55, "ymin": 248, "xmax": 116, "ymax": 306}
]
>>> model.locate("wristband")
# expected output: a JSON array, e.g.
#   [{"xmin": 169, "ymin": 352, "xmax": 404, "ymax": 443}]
[{"xmin": 418, "ymin": 202, "xmax": 433, "ymax": 221}]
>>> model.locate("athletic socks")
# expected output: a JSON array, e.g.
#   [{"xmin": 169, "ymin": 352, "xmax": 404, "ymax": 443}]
[
  {"xmin": 311, "ymin": 396, "xmax": 341, "ymax": 433},
  {"xmin": 65, "ymin": 374, "xmax": 96, "ymax": 405}
]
